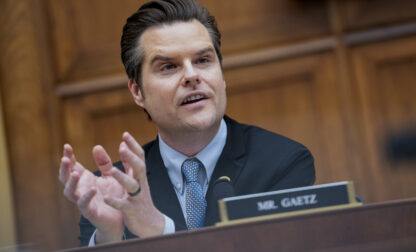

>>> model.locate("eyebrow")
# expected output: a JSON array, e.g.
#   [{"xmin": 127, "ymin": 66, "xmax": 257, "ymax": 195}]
[
  {"xmin": 150, "ymin": 55, "xmax": 174, "ymax": 66},
  {"xmin": 195, "ymin": 46, "xmax": 215, "ymax": 56},
  {"xmin": 150, "ymin": 46, "xmax": 215, "ymax": 65}
]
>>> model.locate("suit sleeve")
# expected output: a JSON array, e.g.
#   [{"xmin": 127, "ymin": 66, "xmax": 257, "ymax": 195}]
[
  {"xmin": 269, "ymin": 145, "xmax": 316, "ymax": 191},
  {"xmin": 78, "ymin": 215, "xmax": 95, "ymax": 246}
]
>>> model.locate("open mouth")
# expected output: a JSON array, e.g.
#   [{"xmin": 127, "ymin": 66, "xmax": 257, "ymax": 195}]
[{"xmin": 181, "ymin": 94, "xmax": 207, "ymax": 105}]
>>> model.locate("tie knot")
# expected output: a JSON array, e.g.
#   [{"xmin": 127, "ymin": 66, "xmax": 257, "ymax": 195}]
[{"xmin": 182, "ymin": 158, "xmax": 202, "ymax": 183}]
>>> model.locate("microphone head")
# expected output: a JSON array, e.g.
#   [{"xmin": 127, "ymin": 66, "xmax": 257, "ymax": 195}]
[{"xmin": 213, "ymin": 176, "xmax": 235, "ymax": 200}]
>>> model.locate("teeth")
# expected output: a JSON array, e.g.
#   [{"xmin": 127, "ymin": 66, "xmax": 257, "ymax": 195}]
[{"xmin": 183, "ymin": 94, "xmax": 204, "ymax": 104}]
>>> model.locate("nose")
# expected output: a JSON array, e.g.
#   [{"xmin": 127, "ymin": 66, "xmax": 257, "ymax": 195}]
[{"xmin": 182, "ymin": 61, "xmax": 200, "ymax": 87}]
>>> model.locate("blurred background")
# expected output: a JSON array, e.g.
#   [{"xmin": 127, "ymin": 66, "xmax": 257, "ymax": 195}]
[{"xmin": 1, "ymin": 0, "xmax": 415, "ymax": 250}]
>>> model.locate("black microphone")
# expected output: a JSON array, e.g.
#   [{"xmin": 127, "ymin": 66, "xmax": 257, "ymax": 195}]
[
  {"xmin": 213, "ymin": 176, "xmax": 235, "ymax": 201},
  {"xmin": 206, "ymin": 176, "xmax": 235, "ymax": 225}
]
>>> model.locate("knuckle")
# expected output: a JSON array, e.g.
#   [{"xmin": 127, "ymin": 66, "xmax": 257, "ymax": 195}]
[
  {"xmin": 137, "ymin": 148, "xmax": 144, "ymax": 157},
  {"xmin": 63, "ymin": 189, "xmax": 70, "ymax": 199},
  {"xmin": 77, "ymin": 199, "xmax": 84, "ymax": 209},
  {"xmin": 78, "ymin": 193, "xmax": 90, "ymax": 209},
  {"xmin": 63, "ymin": 183, "xmax": 71, "ymax": 196},
  {"xmin": 64, "ymin": 190, "xmax": 75, "ymax": 202}
]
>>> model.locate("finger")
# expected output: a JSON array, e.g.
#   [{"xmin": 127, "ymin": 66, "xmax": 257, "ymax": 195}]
[
  {"xmin": 122, "ymin": 132, "xmax": 145, "ymax": 160},
  {"xmin": 64, "ymin": 171, "xmax": 80, "ymax": 202},
  {"xmin": 63, "ymin": 144, "xmax": 76, "ymax": 166},
  {"xmin": 109, "ymin": 167, "xmax": 140, "ymax": 194},
  {"xmin": 59, "ymin": 156, "xmax": 72, "ymax": 184},
  {"xmin": 77, "ymin": 188, "xmax": 97, "ymax": 218},
  {"xmin": 104, "ymin": 196, "xmax": 126, "ymax": 211},
  {"xmin": 92, "ymin": 145, "xmax": 113, "ymax": 176},
  {"xmin": 119, "ymin": 142, "xmax": 147, "ymax": 182},
  {"xmin": 121, "ymin": 132, "xmax": 144, "ymax": 179},
  {"xmin": 119, "ymin": 142, "xmax": 134, "ymax": 178},
  {"xmin": 124, "ymin": 161, "xmax": 134, "ymax": 177}
]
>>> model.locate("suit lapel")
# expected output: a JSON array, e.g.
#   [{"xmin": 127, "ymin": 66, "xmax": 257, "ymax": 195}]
[
  {"xmin": 145, "ymin": 140, "xmax": 188, "ymax": 231},
  {"xmin": 204, "ymin": 116, "xmax": 247, "ymax": 226},
  {"xmin": 144, "ymin": 117, "xmax": 248, "ymax": 229}
]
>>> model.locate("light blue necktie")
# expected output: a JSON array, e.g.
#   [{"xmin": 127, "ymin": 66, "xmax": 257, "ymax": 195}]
[{"xmin": 182, "ymin": 158, "xmax": 207, "ymax": 229}]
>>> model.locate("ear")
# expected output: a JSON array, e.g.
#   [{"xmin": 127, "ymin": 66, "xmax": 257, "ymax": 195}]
[{"xmin": 128, "ymin": 79, "xmax": 145, "ymax": 108}]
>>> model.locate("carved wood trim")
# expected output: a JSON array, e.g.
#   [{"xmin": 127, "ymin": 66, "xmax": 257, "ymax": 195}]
[
  {"xmin": 56, "ymin": 19, "xmax": 416, "ymax": 98},
  {"xmin": 57, "ymin": 74, "xmax": 127, "ymax": 98},
  {"xmin": 56, "ymin": 37, "xmax": 336, "ymax": 97},
  {"xmin": 345, "ymin": 21, "xmax": 416, "ymax": 46},
  {"xmin": 351, "ymin": 36, "xmax": 416, "ymax": 201},
  {"xmin": 222, "ymin": 37, "xmax": 336, "ymax": 69}
]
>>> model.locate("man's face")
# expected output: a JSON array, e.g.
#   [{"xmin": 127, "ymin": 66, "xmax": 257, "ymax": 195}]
[{"xmin": 132, "ymin": 20, "xmax": 226, "ymax": 137}]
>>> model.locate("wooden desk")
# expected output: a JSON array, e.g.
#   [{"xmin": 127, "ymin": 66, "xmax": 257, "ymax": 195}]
[{"xmin": 64, "ymin": 198, "xmax": 416, "ymax": 252}]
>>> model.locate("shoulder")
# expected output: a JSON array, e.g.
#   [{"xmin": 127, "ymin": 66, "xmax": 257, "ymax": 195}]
[
  {"xmin": 225, "ymin": 116, "xmax": 315, "ymax": 191},
  {"xmin": 225, "ymin": 115, "xmax": 309, "ymax": 156}
]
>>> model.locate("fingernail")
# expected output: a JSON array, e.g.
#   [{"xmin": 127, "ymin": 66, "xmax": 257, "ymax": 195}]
[
  {"xmin": 123, "ymin": 132, "xmax": 130, "ymax": 139},
  {"xmin": 119, "ymin": 142, "xmax": 127, "ymax": 150}
]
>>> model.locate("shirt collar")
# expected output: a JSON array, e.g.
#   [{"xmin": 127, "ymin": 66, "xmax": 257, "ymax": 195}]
[{"xmin": 158, "ymin": 118, "xmax": 227, "ymax": 192}]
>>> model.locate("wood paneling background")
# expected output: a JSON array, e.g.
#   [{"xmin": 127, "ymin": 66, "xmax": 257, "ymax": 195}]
[
  {"xmin": 1, "ymin": 0, "xmax": 415, "ymax": 250},
  {"xmin": 0, "ymin": 85, "xmax": 16, "ymax": 248}
]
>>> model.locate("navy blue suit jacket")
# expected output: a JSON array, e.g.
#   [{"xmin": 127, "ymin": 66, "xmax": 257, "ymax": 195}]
[{"xmin": 79, "ymin": 116, "xmax": 315, "ymax": 245}]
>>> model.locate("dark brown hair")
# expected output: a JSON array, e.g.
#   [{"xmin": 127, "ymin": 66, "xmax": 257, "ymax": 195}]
[{"xmin": 121, "ymin": 0, "xmax": 222, "ymax": 91}]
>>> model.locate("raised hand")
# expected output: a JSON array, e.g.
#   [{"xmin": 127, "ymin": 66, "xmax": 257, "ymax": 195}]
[
  {"xmin": 104, "ymin": 132, "xmax": 165, "ymax": 238},
  {"xmin": 59, "ymin": 144, "xmax": 125, "ymax": 243}
]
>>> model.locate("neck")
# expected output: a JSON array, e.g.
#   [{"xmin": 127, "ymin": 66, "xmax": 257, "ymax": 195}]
[{"xmin": 159, "ymin": 121, "xmax": 221, "ymax": 157}]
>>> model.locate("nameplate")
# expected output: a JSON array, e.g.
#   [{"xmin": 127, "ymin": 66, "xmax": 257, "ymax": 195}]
[{"xmin": 217, "ymin": 181, "xmax": 361, "ymax": 225}]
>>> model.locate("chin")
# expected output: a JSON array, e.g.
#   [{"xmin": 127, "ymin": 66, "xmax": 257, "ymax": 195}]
[{"xmin": 184, "ymin": 112, "xmax": 222, "ymax": 132}]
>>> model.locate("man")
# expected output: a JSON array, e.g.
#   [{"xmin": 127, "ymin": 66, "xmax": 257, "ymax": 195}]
[{"xmin": 59, "ymin": 0, "xmax": 315, "ymax": 246}]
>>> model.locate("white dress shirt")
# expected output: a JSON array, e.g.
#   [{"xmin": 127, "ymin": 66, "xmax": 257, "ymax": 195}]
[{"xmin": 159, "ymin": 118, "xmax": 227, "ymax": 220}]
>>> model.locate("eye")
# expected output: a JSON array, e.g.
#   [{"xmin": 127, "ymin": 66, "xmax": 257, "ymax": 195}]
[
  {"xmin": 196, "ymin": 57, "xmax": 210, "ymax": 64},
  {"xmin": 160, "ymin": 63, "xmax": 176, "ymax": 72}
]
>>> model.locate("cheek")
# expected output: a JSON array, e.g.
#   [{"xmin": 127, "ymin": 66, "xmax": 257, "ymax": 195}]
[
  {"xmin": 215, "ymin": 78, "xmax": 227, "ymax": 94},
  {"xmin": 144, "ymin": 82, "xmax": 178, "ymax": 110},
  {"xmin": 203, "ymin": 68, "xmax": 224, "ymax": 88},
  {"xmin": 144, "ymin": 77, "xmax": 175, "ymax": 97}
]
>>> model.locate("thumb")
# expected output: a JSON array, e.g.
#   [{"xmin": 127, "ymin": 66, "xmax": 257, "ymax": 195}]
[{"xmin": 104, "ymin": 196, "xmax": 126, "ymax": 211}]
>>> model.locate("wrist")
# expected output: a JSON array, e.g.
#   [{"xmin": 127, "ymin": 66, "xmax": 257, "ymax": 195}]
[
  {"xmin": 95, "ymin": 229, "xmax": 124, "ymax": 244},
  {"xmin": 129, "ymin": 211, "xmax": 165, "ymax": 238}
]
